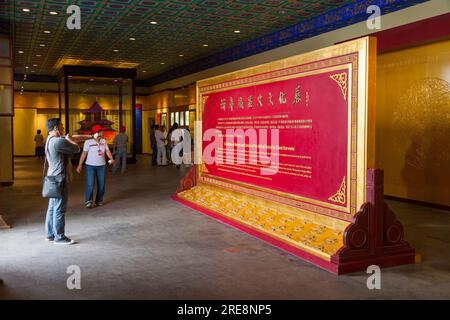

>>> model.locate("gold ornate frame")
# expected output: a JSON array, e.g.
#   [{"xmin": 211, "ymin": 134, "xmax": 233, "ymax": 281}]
[{"xmin": 195, "ymin": 37, "xmax": 376, "ymax": 222}]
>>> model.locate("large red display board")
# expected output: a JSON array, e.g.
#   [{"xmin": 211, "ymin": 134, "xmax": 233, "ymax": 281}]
[{"xmin": 202, "ymin": 67, "xmax": 350, "ymax": 212}]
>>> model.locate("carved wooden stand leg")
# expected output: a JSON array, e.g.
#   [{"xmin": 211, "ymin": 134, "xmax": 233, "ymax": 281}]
[
  {"xmin": 331, "ymin": 168, "xmax": 415, "ymax": 274},
  {"xmin": 176, "ymin": 165, "xmax": 198, "ymax": 193},
  {"xmin": 0, "ymin": 214, "xmax": 10, "ymax": 229}
]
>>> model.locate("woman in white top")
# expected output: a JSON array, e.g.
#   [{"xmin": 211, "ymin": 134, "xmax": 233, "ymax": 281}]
[{"xmin": 76, "ymin": 125, "xmax": 114, "ymax": 208}]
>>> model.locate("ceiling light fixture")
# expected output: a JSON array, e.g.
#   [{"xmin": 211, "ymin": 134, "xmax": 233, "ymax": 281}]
[
  {"xmin": 49, "ymin": 11, "xmax": 58, "ymax": 15},
  {"xmin": 203, "ymin": 44, "xmax": 208, "ymax": 47},
  {"xmin": 44, "ymin": 30, "xmax": 51, "ymax": 34},
  {"xmin": 25, "ymin": 66, "xmax": 29, "ymax": 69},
  {"xmin": 129, "ymin": 37, "xmax": 135, "ymax": 41},
  {"xmin": 36, "ymin": 54, "xmax": 41, "ymax": 57},
  {"xmin": 113, "ymin": 49, "xmax": 119, "ymax": 52},
  {"xmin": 160, "ymin": 62, "xmax": 165, "ymax": 65},
  {"xmin": 18, "ymin": 50, "xmax": 24, "ymax": 54},
  {"xmin": 179, "ymin": 54, "xmax": 184, "ymax": 57},
  {"xmin": 150, "ymin": 21, "xmax": 157, "ymax": 25},
  {"xmin": 22, "ymin": 8, "xmax": 30, "ymax": 12},
  {"xmin": 39, "ymin": 44, "xmax": 45, "ymax": 47},
  {"xmin": 142, "ymin": 70, "xmax": 147, "ymax": 73},
  {"xmin": 33, "ymin": 64, "xmax": 38, "ymax": 67},
  {"xmin": 234, "ymin": 30, "xmax": 241, "ymax": 33}
]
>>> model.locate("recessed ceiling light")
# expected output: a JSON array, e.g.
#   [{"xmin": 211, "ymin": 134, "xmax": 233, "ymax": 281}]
[
  {"xmin": 31, "ymin": 70, "xmax": 35, "ymax": 73},
  {"xmin": 160, "ymin": 62, "xmax": 165, "ymax": 65},
  {"xmin": 150, "ymin": 21, "xmax": 157, "ymax": 25},
  {"xmin": 49, "ymin": 11, "xmax": 58, "ymax": 15},
  {"xmin": 33, "ymin": 64, "xmax": 38, "ymax": 67},
  {"xmin": 90, "ymin": 79, "xmax": 94, "ymax": 81},
  {"xmin": 21, "ymin": 86, "xmax": 24, "ymax": 89},
  {"xmin": 234, "ymin": 30, "xmax": 241, "ymax": 33},
  {"xmin": 203, "ymin": 44, "xmax": 208, "ymax": 47},
  {"xmin": 25, "ymin": 66, "xmax": 29, "ymax": 69},
  {"xmin": 129, "ymin": 37, "xmax": 135, "ymax": 41},
  {"xmin": 179, "ymin": 54, "xmax": 184, "ymax": 57},
  {"xmin": 142, "ymin": 70, "xmax": 147, "ymax": 73},
  {"xmin": 22, "ymin": 8, "xmax": 30, "ymax": 12},
  {"xmin": 113, "ymin": 49, "xmax": 119, "ymax": 52},
  {"xmin": 36, "ymin": 54, "xmax": 41, "ymax": 57},
  {"xmin": 18, "ymin": 50, "xmax": 24, "ymax": 54},
  {"xmin": 44, "ymin": 30, "xmax": 51, "ymax": 34},
  {"xmin": 39, "ymin": 44, "xmax": 45, "ymax": 47}
]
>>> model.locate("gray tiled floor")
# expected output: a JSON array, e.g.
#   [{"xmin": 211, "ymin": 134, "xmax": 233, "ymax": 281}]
[{"xmin": 0, "ymin": 156, "xmax": 449, "ymax": 299}]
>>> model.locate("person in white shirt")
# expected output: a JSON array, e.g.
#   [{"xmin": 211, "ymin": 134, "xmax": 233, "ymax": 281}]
[
  {"xmin": 154, "ymin": 125, "xmax": 167, "ymax": 166},
  {"xmin": 76, "ymin": 125, "xmax": 114, "ymax": 208}
]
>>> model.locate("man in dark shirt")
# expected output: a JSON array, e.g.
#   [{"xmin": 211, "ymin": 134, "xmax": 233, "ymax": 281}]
[{"xmin": 44, "ymin": 118, "xmax": 80, "ymax": 245}]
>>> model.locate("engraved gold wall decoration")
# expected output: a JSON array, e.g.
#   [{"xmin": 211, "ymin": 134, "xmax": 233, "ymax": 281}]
[
  {"xmin": 328, "ymin": 176, "xmax": 347, "ymax": 204},
  {"xmin": 393, "ymin": 77, "xmax": 450, "ymax": 169},
  {"xmin": 330, "ymin": 72, "xmax": 348, "ymax": 100}
]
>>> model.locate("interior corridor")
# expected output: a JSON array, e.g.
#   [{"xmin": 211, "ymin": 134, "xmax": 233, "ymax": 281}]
[{"xmin": 0, "ymin": 157, "xmax": 449, "ymax": 299}]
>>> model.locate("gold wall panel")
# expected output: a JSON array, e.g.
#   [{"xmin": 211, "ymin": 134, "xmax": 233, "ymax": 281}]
[{"xmin": 376, "ymin": 39, "xmax": 450, "ymax": 206}]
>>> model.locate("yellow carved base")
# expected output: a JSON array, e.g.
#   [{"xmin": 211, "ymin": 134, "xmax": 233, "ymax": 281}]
[{"xmin": 178, "ymin": 183, "xmax": 350, "ymax": 261}]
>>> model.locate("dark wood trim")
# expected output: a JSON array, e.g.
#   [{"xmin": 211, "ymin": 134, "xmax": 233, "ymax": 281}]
[
  {"xmin": 0, "ymin": 181, "xmax": 13, "ymax": 187},
  {"xmin": 118, "ymin": 84, "xmax": 123, "ymax": 128},
  {"xmin": 58, "ymin": 81, "xmax": 61, "ymax": 119},
  {"xmin": 385, "ymin": 195, "xmax": 450, "ymax": 212},
  {"xmin": 131, "ymin": 77, "xmax": 137, "ymax": 163},
  {"xmin": 58, "ymin": 65, "xmax": 137, "ymax": 80},
  {"xmin": 64, "ymin": 75, "xmax": 69, "ymax": 134}
]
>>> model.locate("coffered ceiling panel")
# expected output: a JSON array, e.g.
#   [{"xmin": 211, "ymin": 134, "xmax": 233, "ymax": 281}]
[{"xmin": 0, "ymin": 0, "xmax": 427, "ymax": 83}]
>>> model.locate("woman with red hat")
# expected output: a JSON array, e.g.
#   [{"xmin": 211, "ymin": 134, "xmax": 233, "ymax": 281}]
[{"xmin": 76, "ymin": 125, "xmax": 115, "ymax": 208}]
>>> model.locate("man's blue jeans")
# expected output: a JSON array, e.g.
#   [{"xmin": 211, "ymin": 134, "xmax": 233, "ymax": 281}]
[
  {"xmin": 45, "ymin": 185, "xmax": 69, "ymax": 240},
  {"xmin": 85, "ymin": 164, "xmax": 106, "ymax": 204}
]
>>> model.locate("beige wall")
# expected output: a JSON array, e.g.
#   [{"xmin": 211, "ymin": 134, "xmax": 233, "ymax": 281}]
[
  {"xmin": 13, "ymin": 92, "xmax": 148, "ymax": 156},
  {"xmin": 0, "ymin": 117, "xmax": 13, "ymax": 182}
]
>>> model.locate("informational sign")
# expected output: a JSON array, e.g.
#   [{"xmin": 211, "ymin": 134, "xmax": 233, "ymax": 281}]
[
  {"xmin": 202, "ymin": 68, "xmax": 349, "ymax": 210},
  {"xmin": 197, "ymin": 39, "xmax": 375, "ymax": 220}
]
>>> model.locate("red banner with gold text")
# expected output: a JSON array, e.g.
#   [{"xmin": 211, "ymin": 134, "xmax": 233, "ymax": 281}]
[{"xmin": 201, "ymin": 67, "xmax": 350, "ymax": 208}]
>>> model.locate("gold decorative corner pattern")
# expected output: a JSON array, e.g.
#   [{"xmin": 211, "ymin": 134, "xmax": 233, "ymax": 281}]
[
  {"xmin": 328, "ymin": 176, "xmax": 346, "ymax": 205},
  {"xmin": 201, "ymin": 95, "xmax": 209, "ymax": 112},
  {"xmin": 330, "ymin": 72, "xmax": 348, "ymax": 100}
]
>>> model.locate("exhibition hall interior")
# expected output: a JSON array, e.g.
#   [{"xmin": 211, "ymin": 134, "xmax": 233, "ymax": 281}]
[{"xmin": 0, "ymin": 0, "xmax": 449, "ymax": 300}]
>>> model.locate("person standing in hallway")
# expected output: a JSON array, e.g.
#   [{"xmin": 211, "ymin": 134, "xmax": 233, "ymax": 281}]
[
  {"xmin": 76, "ymin": 125, "xmax": 114, "ymax": 208},
  {"xmin": 44, "ymin": 118, "xmax": 80, "ymax": 245},
  {"xmin": 112, "ymin": 126, "xmax": 128, "ymax": 174},
  {"xmin": 155, "ymin": 125, "xmax": 167, "ymax": 166},
  {"xmin": 167, "ymin": 123, "xmax": 178, "ymax": 164},
  {"xmin": 150, "ymin": 124, "xmax": 157, "ymax": 166},
  {"xmin": 34, "ymin": 129, "xmax": 45, "ymax": 160}
]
